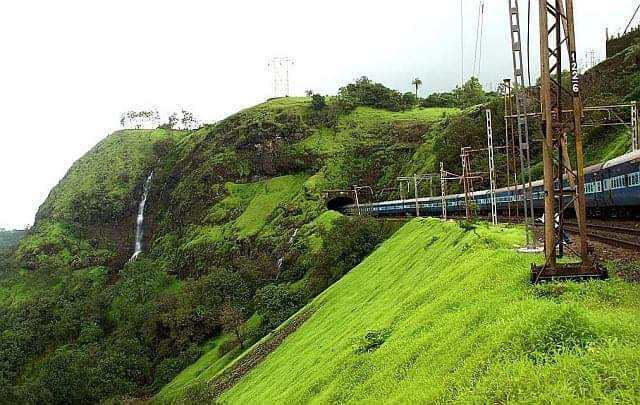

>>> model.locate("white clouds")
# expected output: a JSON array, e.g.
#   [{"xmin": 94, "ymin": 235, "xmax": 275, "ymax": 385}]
[{"xmin": 0, "ymin": 0, "xmax": 636, "ymax": 228}]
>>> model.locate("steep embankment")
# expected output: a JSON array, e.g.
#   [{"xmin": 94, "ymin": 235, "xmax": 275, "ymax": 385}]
[{"xmin": 186, "ymin": 219, "xmax": 640, "ymax": 404}]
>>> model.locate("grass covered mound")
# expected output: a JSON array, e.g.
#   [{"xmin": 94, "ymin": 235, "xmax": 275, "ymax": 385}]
[{"xmin": 219, "ymin": 219, "xmax": 640, "ymax": 404}]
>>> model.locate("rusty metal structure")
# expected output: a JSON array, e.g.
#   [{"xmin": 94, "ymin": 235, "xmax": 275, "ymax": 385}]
[
  {"xmin": 398, "ymin": 174, "xmax": 439, "ymax": 217},
  {"xmin": 531, "ymin": 0, "xmax": 607, "ymax": 282}
]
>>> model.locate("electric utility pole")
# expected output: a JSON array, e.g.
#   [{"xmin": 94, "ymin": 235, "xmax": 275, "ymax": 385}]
[{"xmin": 532, "ymin": 0, "xmax": 607, "ymax": 283}]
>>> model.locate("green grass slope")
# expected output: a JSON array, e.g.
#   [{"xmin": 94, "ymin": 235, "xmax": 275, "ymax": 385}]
[{"xmin": 219, "ymin": 219, "xmax": 640, "ymax": 404}]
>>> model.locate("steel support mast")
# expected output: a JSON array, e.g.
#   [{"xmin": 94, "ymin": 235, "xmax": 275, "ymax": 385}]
[
  {"xmin": 633, "ymin": 101, "xmax": 639, "ymax": 151},
  {"xmin": 486, "ymin": 109, "xmax": 498, "ymax": 226},
  {"xmin": 440, "ymin": 162, "xmax": 448, "ymax": 219},
  {"xmin": 532, "ymin": 0, "xmax": 607, "ymax": 283},
  {"xmin": 508, "ymin": 0, "xmax": 535, "ymax": 246}
]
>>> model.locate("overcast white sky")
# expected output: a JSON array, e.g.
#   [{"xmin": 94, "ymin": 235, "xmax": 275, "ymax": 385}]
[{"xmin": 0, "ymin": 0, "xmax": 637, "ymax": 229}]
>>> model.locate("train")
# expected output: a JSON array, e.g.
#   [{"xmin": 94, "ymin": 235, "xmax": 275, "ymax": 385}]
[{"xmin": 341, "ymin": 149, "xmax": 640, "ymax": 218}]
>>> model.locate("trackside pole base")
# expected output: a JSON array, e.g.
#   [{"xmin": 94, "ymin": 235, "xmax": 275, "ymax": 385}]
[
  {"xmin": 530, "ymin": 263, "xmax": 608, "ymax": 284},
  {"xmin": 517, "ymin": 246, "xmax": 543, "ymax": 254}
]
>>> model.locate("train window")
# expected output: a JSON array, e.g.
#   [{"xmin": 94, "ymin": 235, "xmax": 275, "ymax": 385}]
[
  {"xmin": 585, "ymin": 182, "xmax": 602, "ymax": 194},
  {"xmin": 628, "ymin": 172, "xmax": 640, "ymax": 187},
  {"xmin": 610, "ymin": 175, "xmax": 626, "ymax": 190}
]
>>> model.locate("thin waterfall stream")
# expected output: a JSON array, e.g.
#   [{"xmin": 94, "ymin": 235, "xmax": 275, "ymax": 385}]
[{"xmin": 129, "ymin": 171, "xmax": 154, "ymax": 262}]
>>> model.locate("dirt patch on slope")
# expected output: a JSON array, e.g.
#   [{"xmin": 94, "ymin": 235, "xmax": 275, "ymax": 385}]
[{"xmin": 190, "ymin": 307, "xmax": 316, "ymax": 402}]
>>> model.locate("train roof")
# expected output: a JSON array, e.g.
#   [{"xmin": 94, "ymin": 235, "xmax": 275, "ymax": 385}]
[
  {"xmin": 342, "ymin": 150, "xmax": 638, "ymax": 211},
  {"xmin": 602, "ymin": 149, "xmax": 640, "ymax": 169}
]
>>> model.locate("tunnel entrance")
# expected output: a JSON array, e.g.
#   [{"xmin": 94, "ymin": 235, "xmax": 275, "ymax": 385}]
[{"xmin": 326, "ymin": 196, "xmax": 356, "ymax": 211}]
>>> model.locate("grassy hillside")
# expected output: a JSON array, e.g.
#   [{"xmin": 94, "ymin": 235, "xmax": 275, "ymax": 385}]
[
  {"xmin": 210, "ymin": 219, "xmax": 640, "ymax": 404},
  {"xmin": 1, "ymin": 38, "xmax": 638, "ymax": 401}
]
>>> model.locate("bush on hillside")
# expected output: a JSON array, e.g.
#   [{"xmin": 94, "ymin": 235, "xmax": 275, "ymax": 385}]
[
  {"xmin": 255, "ymin": 284, "xmax": 304, "ymax": 332},
  {"xmin": 338, "ymin": 76, "xmax": 404, "ymax": 111},
  {"xmin": 401, "ymin": 92, "xmax": 418, "ymax": 110},
  {"xmin": 311, "ymin": 94, "xmax": 326, "ymax": 111},
  {"xmin": 420, "ymin": 92, "xmax": 458, "ymax": 108}
]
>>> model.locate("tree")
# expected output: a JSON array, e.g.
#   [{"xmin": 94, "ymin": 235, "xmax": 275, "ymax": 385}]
[
  {"xmin": 401, "ymin": 92, "xmax": 417, "ymax": 111},
  {"xmin": 180, "ymin": 110, "xmax": 199, "ymax": 130},
  {"xmin": 453, "ymin": 77, "xmax": 485, "ymax": 109},
  {"xmin": 219, "ymin": 304, "xmax": 246, "ymax": 348},
  {"xmin": 412, "ymin": 78, "xmax": 423, "ymax": 97},
  {"xmin": 305, "ymin": 90, "xmax": 314, "ymax": 97},
  {"xmin": 338, "ymin": 76, "xmax": 404, "ymax": 111},
  {"xmin": 119, "ymin": 110, "xmax": 160, "ymax": 129},
  {"xmin": 158, "ymin": 113, "xmax": 179, "ymax": 130},
  {"xmin": 311, "ymin": 94, "xmax": 326, "ymax": 110}
]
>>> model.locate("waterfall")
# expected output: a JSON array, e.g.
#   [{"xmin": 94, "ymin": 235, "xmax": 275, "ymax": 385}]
[
  {"xmin": 275, "ymin": 228, "xmax": 299, "ymax": 278},
  {"xmin": 288, "ymin": 228, "xmax": 299, "ymax": 245},
  {"xmin": 129, "ymin": 171, "xmax": 154, "ymax": 262}
]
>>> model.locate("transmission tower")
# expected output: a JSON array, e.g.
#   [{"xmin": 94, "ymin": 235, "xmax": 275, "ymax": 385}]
[
  {"xmin": 532, "ymin": 0, "xmax": 607, "ymax": 283},
  {"xmin": 267, "ymin": 57, "xmax": 295, "ymax": 98},
  {"xmin": 585, "ymin": 49, "xmax": 598, "ymax": 70}
]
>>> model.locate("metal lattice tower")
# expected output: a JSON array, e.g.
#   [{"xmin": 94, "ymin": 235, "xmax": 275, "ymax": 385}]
[
  {"xmin": 633, "ymin": 101, "xmax": 639, "ymax": 151},
  {"xmin": 532, "ymin": 0, "xmax": 607, "ymax": 282},
  {"xmin": 267, "ymin": 57, "xmax": 295, "ymax": 98},
  {"xmin": 508, "ymin": 0, "xmax": 535, "ymax": 246},
  {"xmin": 486, "ymin": 110, "xmax": 498, "ymax": 226},
  {"xmin": 440, "ymin": 162, "xmax": 448, "ymax": 219}
]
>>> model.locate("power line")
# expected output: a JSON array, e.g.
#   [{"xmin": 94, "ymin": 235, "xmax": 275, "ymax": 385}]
[
  {"xmin": 460, "ymin": 0, "xmax": 465, "ymax": 86},
  {"xmin": 477, "ymin": 1, "xmax": 485, "ymax": 78},
  {"xmin": 472, "ymin": 1, "xmax": 486, "ymax": 78},
  {"xmin": 624, "ymin": 2, "xmax": 640, "ymax": 34},
  {"xmin": 473, "ymin": 0, "xmax": 482, "ymax": 76},
  {"xmin": 526, "ymin": 0, "xmax": 532, "ymax": 87}
]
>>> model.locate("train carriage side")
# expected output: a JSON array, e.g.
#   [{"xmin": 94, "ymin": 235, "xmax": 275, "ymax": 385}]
[{"xmin": 601, "ymin": 150, "xmax": 640, "ymax": 211}]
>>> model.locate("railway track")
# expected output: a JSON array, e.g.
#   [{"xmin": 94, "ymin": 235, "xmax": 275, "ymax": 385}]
[
  {"xmin": 399, "ymin": 214, "xmax": 640, "ymax": 251},
  {"xmin": 563, "ymin": 225, "xmax": 640, "ymax": 250},
  {"xmin": 564, "ymin": 221, "xmax": 640, "ymax": 237}
]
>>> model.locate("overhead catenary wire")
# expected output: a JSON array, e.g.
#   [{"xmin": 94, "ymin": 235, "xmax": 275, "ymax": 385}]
[
  {"xmin": 527, "ymin": 0, "xmax": 532, "ymax": 87},
  {"xmin": 477, "ymin": 1, "xmax": 485, "ymax": 78},
  {"xmin": 472, "ymin": 0, "xmax": 486, "ymax": 78},
  {"xmin": 472, "ymin": 0, "xmax": 482, "ymax": 76},
  {"xmin": 624, "ymin": 2, "xmax": 640, "ymax": 34},
  {"xmin": 461, "ymin": 0, "xmax": 465, "ymax": 86}
]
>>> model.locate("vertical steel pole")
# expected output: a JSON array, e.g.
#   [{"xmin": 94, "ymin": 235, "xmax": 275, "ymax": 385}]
[
  {"xmin": 430, "ymin": 176, "xmax": 434, "ymax": 197},
  {"xmin": 565, "ymin": 0, "xmax": 591, "ymax": 264},
  {"xmin": 538, "ymin": 0, "xmax": 557, "ymax": 266},
  {"xmin": 441, "ymin": 162, "xmax": 447, "ymax": 220},
  {"xmin": 487, "ymin": 109, "xmax": 498, "ymax": 226},
  {"xmin": 632, "ymin": 101, "xmax": 638, "ymax": 151},
  {"xmin": 354, "ymin": 187, "xmax": 361, "ymax": 216},
  {"xmin": 508, "ymin": 0, "xmax": 534, "ymax": 246},
  {"xmin": 461, "ymin": 149, "xmax": 471, "ymax": 221},
  {"xmin": 414, "ymin": 174, "xmax": 420, "ymax": 217},
  {"xmin": 503, "ymin": 80, "xmax": 513, "ymax": 223}
]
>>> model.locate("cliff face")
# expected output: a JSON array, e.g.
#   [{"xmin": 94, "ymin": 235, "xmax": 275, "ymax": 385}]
[{"xmin": 17, "ymin": 129, "xmax": 185, "ymax": 270}]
